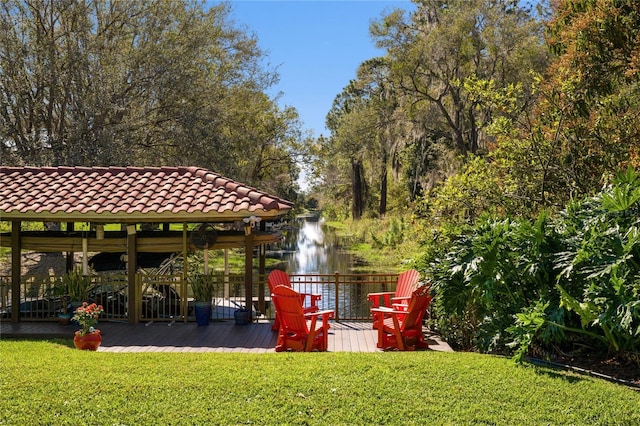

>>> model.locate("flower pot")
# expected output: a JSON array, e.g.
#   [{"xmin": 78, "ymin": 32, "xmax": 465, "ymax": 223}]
[
  {"xmin": 73, "ymin": 330, "xmax": 102, "ymax": 351},
  {"xmin": 194, "ymin": 302, "xmax": 212, "ymax": 326},
  {"xmin": 234, "ymin": 308, "xmax": 250, "ymax": 325}
]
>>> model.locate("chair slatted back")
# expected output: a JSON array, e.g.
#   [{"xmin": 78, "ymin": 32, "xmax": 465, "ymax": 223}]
[
  {"xmin": 401, "ymin": 284, "xmax": 432, "ymax": 331},
  {"xmin": 268, "ymin": 270, "xmax": 291, "ymax": 293},
  {"xmin": 395, "ymin": 269, "xmax": 420, "ymax": 300},
  {"xmin": 271, "ymin": 284, "xmax": 308, "ymax": 333}
]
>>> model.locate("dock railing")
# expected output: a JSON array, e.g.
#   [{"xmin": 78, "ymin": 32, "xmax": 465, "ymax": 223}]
[{"xmin": 0, "ymin": 272, "xmax": 401, "ymax": 323}]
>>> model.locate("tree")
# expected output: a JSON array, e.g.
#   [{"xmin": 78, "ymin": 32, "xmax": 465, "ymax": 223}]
[
  {"xmin": 0, "ymin": 0, "xmax": 300, "ymax": 197},
  {"xmin": 371, "ymin": 0, "xmax": 548, "ymax": 157},
  {"xmin": 539, "ymin": 0, "xmax": 640, "ymax": 194},
  {"xmin": 484, "ymin": 0, "xmax": 640, "ymax": 213},
  {"xmin": 322, "ymin": 81, "xmax": 374, "ymax": 220},
  {"xmin": 355, "ymin": 57, "xmax": 406, "ymax": 217}
]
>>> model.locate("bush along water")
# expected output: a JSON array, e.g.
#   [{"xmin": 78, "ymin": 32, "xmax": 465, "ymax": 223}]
[{"xmin": 422, "ymin": 167, "xmax": 640, "ymax": 365}]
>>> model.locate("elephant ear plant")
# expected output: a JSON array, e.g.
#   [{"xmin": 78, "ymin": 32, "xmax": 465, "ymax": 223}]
[{"xmin": 510, "ymin": 167, "xmax": 640, "ymax": 363}]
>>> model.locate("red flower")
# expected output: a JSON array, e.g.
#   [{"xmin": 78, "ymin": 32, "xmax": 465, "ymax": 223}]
[{"xmin": 73, "ymin": 302, "xmax": 104, "ymax": 335}]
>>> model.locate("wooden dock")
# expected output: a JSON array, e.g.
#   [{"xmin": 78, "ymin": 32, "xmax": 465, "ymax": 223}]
[{"xmin": 0, "ymin": 320, "xmax": 453, "ymax": 353}]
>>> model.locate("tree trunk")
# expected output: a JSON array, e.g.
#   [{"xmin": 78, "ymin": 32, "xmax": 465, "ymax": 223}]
[
  {"xmin": 351, "ymin": 159, "xmax": 364, "ymax": 220},
  {"xmin": 379, "ymin": 150, "xmax": 388, "ymax": 216}
]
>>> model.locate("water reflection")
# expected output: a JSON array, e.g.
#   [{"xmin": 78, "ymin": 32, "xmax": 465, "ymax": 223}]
[
  {"xmin": 269, "ymin": 217, "xmax": 390, "ymax": 318},
  {"xmin": 279, "ymin": 218, "xmax": 353, "ymax": 274},
  {"xmin": 292, "ymin": 220, "xmax": 326, "ymax": 273}
]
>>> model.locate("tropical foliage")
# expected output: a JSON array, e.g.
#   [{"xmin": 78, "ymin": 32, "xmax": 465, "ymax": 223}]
[
  {"xmin": 188, "ymin": 272, "xmax": 217, "ymax": 303},
  {"xmin": 422, "ymin": 169, "xmax": 640, "ymax": 362},
  {"xmin": 62, "ymin": 267, "xmax": 94, "ymax": 303},
  {"xmin": 424, "ymin": 213, "xmax": 557, "ymax": 352}
]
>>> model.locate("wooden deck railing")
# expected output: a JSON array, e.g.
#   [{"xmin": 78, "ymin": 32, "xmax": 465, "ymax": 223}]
[{"xmin": 0, "ymin": 272, "xmax": 401, "ymax": 323}]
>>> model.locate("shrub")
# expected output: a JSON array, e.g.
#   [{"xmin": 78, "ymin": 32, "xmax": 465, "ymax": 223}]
[
  {"xmin": 549, "ymin": 168, "xmax": 640, "ymax": 356},
  {"xmin": 425, "ymin": 213, "xmax": 556, "ymax": 352},
  {"xmin": 423, "ymin": 168, "xmax": 640, "ymax": 362}
]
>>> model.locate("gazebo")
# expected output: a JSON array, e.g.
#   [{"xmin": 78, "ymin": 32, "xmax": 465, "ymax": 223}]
[{"xmin": 0, "ymin": 166, "xmax": 293, "ymax": 323}]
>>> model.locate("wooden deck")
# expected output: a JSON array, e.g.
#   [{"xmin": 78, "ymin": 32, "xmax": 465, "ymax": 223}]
[{"xmin": 0, "ymin": 320, "xmax": 453, "ymax": 353}]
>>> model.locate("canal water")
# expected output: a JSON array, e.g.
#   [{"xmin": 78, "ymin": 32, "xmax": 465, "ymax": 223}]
[
  {"xmin": 269, "ymin": 217, "xmax": 388, "ymax": 318},
  {"xmin": 278, "ymin": 217, "xmax": 354, "ymax": 274}
]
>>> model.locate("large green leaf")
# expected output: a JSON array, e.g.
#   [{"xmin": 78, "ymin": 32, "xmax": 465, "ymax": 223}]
[{"xmin": 556, "ymin": 284, "xmax": 599, "ymax": 328}]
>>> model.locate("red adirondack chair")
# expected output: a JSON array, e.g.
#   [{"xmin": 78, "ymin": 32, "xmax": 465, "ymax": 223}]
[
  {"xmin": 367, "ymin": 269, "xmax": 421, "ymax": 329},
  {"xmin": 371, "ymin": 284, "xmax": 433, "ymax": 351},
  {"xmin": 271, "ymin": 285, "xmax": 334, "ymax": 352},
  {"xmin": 267, "ymin": 269, "xmax": 321, "ymax": 331}
]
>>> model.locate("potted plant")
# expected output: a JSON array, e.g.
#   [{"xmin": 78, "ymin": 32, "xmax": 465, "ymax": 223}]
[
  {"xmin": 63, "ymin": 267, "xmax": 94, "ymax": 308},
  {"xmin": 50, "ymin": 281, "xmax": 72, "ymax": 324},
  {"xmin": 189, "ymin": 272, "xmax": 216, "ymax": 326},
  {"xmin": 72, "ymin": 302, "xmax": 104, "ymax": 350}
]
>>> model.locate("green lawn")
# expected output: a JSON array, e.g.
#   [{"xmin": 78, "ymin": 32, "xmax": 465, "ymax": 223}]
[{"xmin": 1, "ymin": 340, "xmax": 638, "ymax": 425}]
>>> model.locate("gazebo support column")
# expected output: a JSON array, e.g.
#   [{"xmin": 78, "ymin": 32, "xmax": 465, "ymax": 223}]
[
  {"xmin": 127, "ymin": 225, "xmax": 138, "ymax": 323},
  {"xmin": 258, "ymin": 220, "xmax": 266, "ymax": 315},
  {"xmin": 181, "ymin": 223, "xmax": 188, "ymax": 323},
  {"xmin": 65, "ymin": 222, "xmax": 74, "ymax": 272},
  {"xmin": 10, "ymin": 221, "xmax": 21, "ymax": 323},
  {"xmin": 258, "ymin": 244, "xmax": 266, "ymax": 315},
  {"xmin": 244, "ymin": 226, "xmax": 254, "ymax": 322}
]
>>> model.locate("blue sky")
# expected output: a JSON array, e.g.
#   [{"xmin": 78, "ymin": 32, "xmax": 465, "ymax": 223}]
[{"xmin": 218, "ymin": 0, "xmax": 415, "ymax": 138}]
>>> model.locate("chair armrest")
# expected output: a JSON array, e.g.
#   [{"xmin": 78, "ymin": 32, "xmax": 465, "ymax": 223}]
[
  {"xmin": 306, "ymin": 309, "xmax": 334, "ymax": 319},
  {"xmin": 305, "ymin": 310, "xmax": 334, "ymax": 339},
  {"xmin": 391, "ymin": 296, "xmax": 411, "ymax": 311},
  {"xmin": 367, "ymin": 292, "xmax": 394, "ymax": 308},
  {"xmin": 367, "ymin": 291, "xmax": 394, "ymax": 299},
  {"xmin": 300, "ymin": 292, "xmax": 322, "ymax": 305},
  {"xmin": 371, "ymin": 307, "xmax": 405, "ymax": 316}
]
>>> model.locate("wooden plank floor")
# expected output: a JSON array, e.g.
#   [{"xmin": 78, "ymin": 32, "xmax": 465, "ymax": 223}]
[{"xmin": 0, "ymin": 320, "xmax": 453, "ymax": 353}]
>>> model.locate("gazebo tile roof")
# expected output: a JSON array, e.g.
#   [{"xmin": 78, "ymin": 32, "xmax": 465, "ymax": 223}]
[{"xmin": 0, "ymin": 166, "xmax": 293, "ymax": 221}]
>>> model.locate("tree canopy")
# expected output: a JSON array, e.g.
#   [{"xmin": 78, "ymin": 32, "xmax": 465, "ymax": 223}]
[
  {"xmin": 0, "ymin": 0, "xmax": 301, "ymax": 196},
  {"xmin": 314, "ymin": 0, "xmax": 549, "ymax": 220}
]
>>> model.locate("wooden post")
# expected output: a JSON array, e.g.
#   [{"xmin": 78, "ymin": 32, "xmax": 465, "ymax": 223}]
[
  {"xmin": 82, "ymin": 237, "xmax": 88, "ymax": 275},
  {"xmin": 224, "ymin": 249, "xmax": 230, "ymax": 299},
  {"xmin": 334, "ymin": 271, "xmax": 340, "ymax": 321},
  {"xmin": 244, "ymin": 225, "xmax": 253, "ymax": 322},
  {"xmin": 66, "ymin": 222, "xmax": 74, "ymax": 272},
  {"xmin": 258, "ymin": 220, "xmax": 266, "ymax": 315},
  {"xmin": 258, "ymin": 244, "xmax": 267, "ymax": 314},
  {"xmin": 127, "ymin": 225, "xmax": 138, "ymax": 323},
  {"xmin": 10, "ymin": 221, "xmax": 21, "ymax": 323},
  {"xmin": 182, "ymin": 223, "xmax": 188, "ymax": 323}
]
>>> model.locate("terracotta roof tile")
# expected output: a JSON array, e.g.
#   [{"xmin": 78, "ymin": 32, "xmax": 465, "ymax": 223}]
[{"xmin": 0, "ymin": 166, "xmax": 293, "ymax": 222}]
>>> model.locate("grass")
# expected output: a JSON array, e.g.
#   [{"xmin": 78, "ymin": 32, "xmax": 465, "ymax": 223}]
[{"xmin": 1, "ymin": 340, "xmax": 639, "ymax": 425}]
